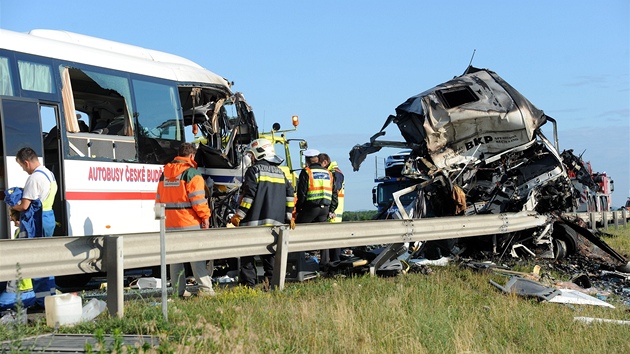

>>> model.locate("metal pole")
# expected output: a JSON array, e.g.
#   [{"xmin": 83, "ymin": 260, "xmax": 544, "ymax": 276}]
[
  {"xmin": 271, "ymin": 226, "xmax": 289, "ymax": 291},
  {"xmin": 105, "ymin": 235, "xmax": 124, "ymax": 318},
  {"xmin": 155, "ymin": 203, "xmax": 168, "ymax": 322}
]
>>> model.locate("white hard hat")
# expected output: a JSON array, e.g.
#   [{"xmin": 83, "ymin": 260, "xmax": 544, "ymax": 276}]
[
  {"xmin": 248, "ymin": 138, "xmax": 284, "ymax": 164},
  {"xmin": 303, "ymin": 149, "xmax": 320, "ymax": 158}
]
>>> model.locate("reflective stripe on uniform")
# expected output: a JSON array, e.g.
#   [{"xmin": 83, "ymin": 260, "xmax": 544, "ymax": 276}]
[
  {"xmin": 190, "ymin": 198, "xmax": 208, "ymax": 206},
  {"xmin": 188, "ymin": 190, "xmax": 205, "ymax": 198},
  {"xmin": 256, "ymin": 169, "xmax": 287, "ymax": 184},
  {"xmin": 241, "ymin": 218, "xmax": 284, "ymax": 227},
  {"xmin": 165, "ymin": 202, "xmax": 193, "ymax": 209},
  {"xmin": 240, "ymin": 197, "xmax": 254, "ymax": 210}
]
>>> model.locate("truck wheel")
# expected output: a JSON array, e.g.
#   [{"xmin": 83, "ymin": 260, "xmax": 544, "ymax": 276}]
[
  {"xmin": 551, "ymin": 222, "xmax": 578, "ymax": 256},
  {"xmin": 553, "ymin": 239, "xmax": 568, "ymax": 260}
]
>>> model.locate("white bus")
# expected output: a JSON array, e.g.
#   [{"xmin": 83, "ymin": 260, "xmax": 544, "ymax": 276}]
[{"xmin": 0, "ymin": 29, "xmax": 258, "ymax": 239}]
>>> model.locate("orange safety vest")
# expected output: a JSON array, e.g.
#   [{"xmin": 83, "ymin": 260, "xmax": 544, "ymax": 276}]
[{"xmin": 156, "ymin": 156, "xmax": 210, "ymax": 230}]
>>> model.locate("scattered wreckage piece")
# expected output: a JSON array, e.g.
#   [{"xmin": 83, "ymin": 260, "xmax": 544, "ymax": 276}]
[
  {"xmin": 556, "ymin": 217, "xmax": 630, "ymax": 273},
  {"xmin": 490, "ymin": 276, "xmax": 561, "ymax": 301},
  {"xmin": 574, "ymin": 317, "xmax": 630, "ymax": 326},
  {"xmin": 548, "ymin": 289, "xmax": 614, "ymax": 308},
  {"xmin": 490, "ymin": 276, "xmax": 615, "ymax": 308},
  {"xmin": 349, "ymin": 65, "xmax": 628, "ymax": 272}
]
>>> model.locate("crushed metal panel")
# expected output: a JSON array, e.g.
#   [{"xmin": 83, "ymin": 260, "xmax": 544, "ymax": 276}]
[
  {"xmin": 393, "ymin": 67, "xmax": 546, "ymax": 171},
  {"xmin": 548, "ymin": 289, "xmax": 615, "ymax": 308},
  {"xmin": 350, "ymin": 66, "xmax": 548, "ymax": 173},
  {"xmin": 490, "ymin": 276, "xmax": 561, "ymax": 301}
]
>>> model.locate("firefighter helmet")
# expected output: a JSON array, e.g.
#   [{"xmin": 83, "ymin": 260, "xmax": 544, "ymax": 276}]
[{"xmin": 248, "ymin": 138, "xmax": 284, "ymax": 164}]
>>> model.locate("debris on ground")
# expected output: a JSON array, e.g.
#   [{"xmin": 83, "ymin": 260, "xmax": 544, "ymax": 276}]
[{"xmin": 574, "ymin": 317, "xmax": 630, "ymax": 325}]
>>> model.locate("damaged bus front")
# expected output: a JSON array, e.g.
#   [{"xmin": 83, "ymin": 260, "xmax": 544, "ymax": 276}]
[{"xmin": 350, "ymin": 66, "xmax": 628, "ymax": 270}]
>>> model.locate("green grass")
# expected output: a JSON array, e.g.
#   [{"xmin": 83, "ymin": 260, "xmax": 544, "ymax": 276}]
[{"xmin": 2, "ymin": 226, "xmax": 630, "ymax": 353}]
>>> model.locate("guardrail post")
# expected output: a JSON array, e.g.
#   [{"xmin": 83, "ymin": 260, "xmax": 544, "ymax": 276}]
[
  {"xmin": 602, "ymin": 211, "xmax": 608, "ymax": 231},
  {"xmin": 155, "ymin": 203, "xmax": 168, "ymax": 322},
  {"xmin": 590, "ymin": 212, "xmax": 596, "ymax": 229},
  {"xmin": 623, "ymin": 209, "xmax": 628, "ymax": 228},
  {"xmin": 271, "ymin": 226, "xmax": 289, "ymax": 291},
  {"xmin": 105, "ymin": 235, "xmax": 124, "ymax": 318},
  {"xmin": 613, "ymin": 211, "xmax": 619, "ymax": 230}
]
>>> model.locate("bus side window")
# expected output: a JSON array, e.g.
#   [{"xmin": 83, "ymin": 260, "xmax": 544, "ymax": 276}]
[
  {"xmin": 133, "ymin": 78, "xmax": 183, "ymax": 164},
  {"xmin": 62, "ymin": 67, "xmax": 137, "ymax": 161}
]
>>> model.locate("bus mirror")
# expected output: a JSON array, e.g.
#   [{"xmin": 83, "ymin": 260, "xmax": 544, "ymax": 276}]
[
  {"xmin": 272, "ymin": 122, "xmax": 281, "ymax": 131},
  {"xmin": 299, "ymin": 141, "xmax": 308, "ymax": 150},
  {"xmin": 292, "ymin": 115, "xmax": 299, "ymax": 127}
]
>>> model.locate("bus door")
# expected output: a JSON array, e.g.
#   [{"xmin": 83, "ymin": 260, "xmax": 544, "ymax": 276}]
[
  {"xmin": 0, "ymin": 98, "xmax": 64, "ymax": 238},
  {"xmin": 0, "ymin": 98, "xmax": 42, "ymax": 238},
  {"xmin": 40, "ymin": 104, "xmax": 65, "ymax": 236}
]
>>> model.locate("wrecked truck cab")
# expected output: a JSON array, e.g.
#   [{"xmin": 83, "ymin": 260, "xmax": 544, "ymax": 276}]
[
  {"xmin": 351, "ymin": 66, "xmax": 548, "ymax": 174},
  {"xmin": 351, "ymin": 66, "xmax": 575, "ymax": 215},
  {"xmin": 351, "ymin": 66, "xmax": 628, "ymax": 269},
  {"xmin": 397, "ymin": 67, "xmax": 547, "ymax": 171}
]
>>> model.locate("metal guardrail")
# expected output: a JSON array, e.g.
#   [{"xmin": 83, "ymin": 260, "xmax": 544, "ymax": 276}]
[
  {"xmin": 562, "ymin": 209, "xmax": 628, "ymax": 230},
  {"xmin": 0, "ymin": 212, "xmax": 548, "ymax": 281},
  {"xmin": 0, "ymin": 210, "xmax": 626, "ymax": 317}
]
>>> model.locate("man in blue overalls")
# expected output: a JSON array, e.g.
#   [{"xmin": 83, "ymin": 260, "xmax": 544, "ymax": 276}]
[{"xmin": 10, "ymin": 147, "xmax": 58, "ymax": 307}]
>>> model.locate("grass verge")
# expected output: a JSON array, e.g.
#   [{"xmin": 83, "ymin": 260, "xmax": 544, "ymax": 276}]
[{"xmin": 2, "ymin": 226, "xmax": 629, "ymax": 353}]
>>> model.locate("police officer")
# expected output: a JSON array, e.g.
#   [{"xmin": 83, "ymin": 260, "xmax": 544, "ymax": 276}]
[
  {"xmin": 318, "ymin": 153, "xmax": 345, "ymax": 265},
  {"xmin": 318, "ymin": 153, "xmax": 345, "ymax": 222},
  {"xmin": 295, "ymin": 149, "xmax": 338, "ymax": 223},
  {"xmin": 295, "ymin": 149, "xmax": 338, "ymax": 268}
]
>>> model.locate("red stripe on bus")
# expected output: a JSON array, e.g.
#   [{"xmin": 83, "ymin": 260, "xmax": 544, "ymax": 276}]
[{"xmin": 66, "ymin": 191, "xmax": 156, "ymax": 200}]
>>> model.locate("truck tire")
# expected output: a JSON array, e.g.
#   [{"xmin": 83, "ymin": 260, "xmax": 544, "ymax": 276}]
[{"xmin": 551, "ymin": 222, "xmax": 578, "ymax": 256}]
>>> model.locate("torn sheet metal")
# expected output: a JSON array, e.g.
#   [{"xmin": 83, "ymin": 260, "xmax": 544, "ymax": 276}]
[
  {"xmin": 490, "ymin": 276, "xmax": 561, "ymax": 301},
  {"xmin": 409, "ymin": 257, "xmax": 450, "ymax": 267},
  {"xmin": 548, "ymin": 289, "xmax": 614, "ymax": 308}
]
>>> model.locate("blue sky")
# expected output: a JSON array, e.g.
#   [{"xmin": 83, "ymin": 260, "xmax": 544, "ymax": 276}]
[{"xmin": 1, "ymin": 1, "xmax": 628, "ymax": 211}]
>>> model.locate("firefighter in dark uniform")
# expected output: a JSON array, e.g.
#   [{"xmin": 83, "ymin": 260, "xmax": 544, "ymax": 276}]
[{"xmin": 230, "ymin": 139, "xmax": 295, "ymax": 289}]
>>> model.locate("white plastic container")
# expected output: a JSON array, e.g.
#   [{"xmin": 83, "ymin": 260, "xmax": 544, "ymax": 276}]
[
  {"xmin": 136, "ymin": 277, "xmax": 161, "ymax": 289},
  {"xmin": 45, "ymin": 293, "xmax": 82, "ymax": 327},
  {"xmin": 81, "ymin": 298, "xmax": 107, "ymax": 321}
]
